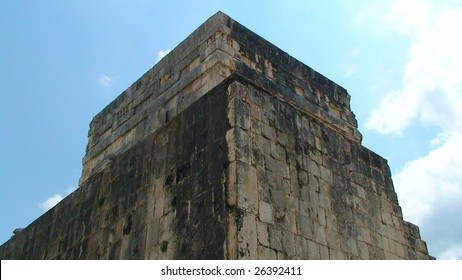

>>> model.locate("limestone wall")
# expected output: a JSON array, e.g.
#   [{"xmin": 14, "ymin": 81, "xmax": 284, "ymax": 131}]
[{"xmin": 225, "ymin": 80, "xmax": 430, "ymax": 259}]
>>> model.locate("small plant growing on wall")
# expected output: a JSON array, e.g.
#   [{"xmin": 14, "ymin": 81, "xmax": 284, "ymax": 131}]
[
  {"xmin": 160, "ymin": 241, "xmax": 168, "ymax": 253},
  {"xmin": 97, "ymin": 197, "xmax": 105, "ymax": 207}
]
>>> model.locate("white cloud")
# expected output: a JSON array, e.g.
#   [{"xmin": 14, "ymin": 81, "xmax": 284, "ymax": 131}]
[
  {"xmin": 430, "ymin": 132, "xmax": 450, "ymax": 147},
  {"xmin": 157, "ymin": 49, "xmax": 171, "ymax": 62},
  {"xmin": 355, "ymin": 2, "xmax": 390, "ymax": 28},
  {"xmin": 39, "ymin": 194, "xmax": 63, "ymax": 212},
  {"xmin": 65, "ymin": 186, "xmax": 77, "ymax": 195},
  {"xmin": 394, "ymin": 132, "xmax": 462, "ymax": 225},
  {"xmin": 394, "ymin": 133, "xmax": 462, "ymax": 259},
  {"xmin": 439, "ymin": 245, "xmax": 462, "ymax": 260},
  {"xmin": 99, "ymin": 74, "xmax": 113, "ymax": 87},
  {"xmin": 366, "ymin": 0, "xmax": 462, "ymax": 135},
  {"xmin": 38, "ymin": 186, "xmax": 76, "ymax": 213},
  {"xmin": 364, "ymin": 0, "xmax": 462, "ymax": 259},
  {"xmin": 344, "ymin": 67, "xmax": 354, "ymax": 78}
]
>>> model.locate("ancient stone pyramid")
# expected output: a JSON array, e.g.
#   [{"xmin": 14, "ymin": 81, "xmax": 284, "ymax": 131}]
[{"xmin": 0, "ymin": 12, "xmax": 432, "ymax": 260}]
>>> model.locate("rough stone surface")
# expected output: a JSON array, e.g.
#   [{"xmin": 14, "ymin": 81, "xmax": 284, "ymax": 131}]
[{"xmin": 0, "ymin": 11, "xmax": 433, "ymax": 260}]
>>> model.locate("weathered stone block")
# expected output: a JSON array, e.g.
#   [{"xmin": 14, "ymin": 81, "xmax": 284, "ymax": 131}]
[
  {"xmin": 306, "ymin": 238, "xmax": 320, "ymax": 259},
  {"xmin": 298, "ymin": 215, "xmax": 313, "ymax": 238},
  {"xmin": 307, "ymin": 159, "xmax": 321, "ymax": 178},
  {"xmin": 238, "ymin": 212, "xmax": 258, "ymax": 259},
  {"xmin": 236, "ymin": 162, "xmax": 258, "ymax": 212},
  {"xmin": 320, "ymin": 165, "xmax": 333, "ymax": 184},
  {"xmin": 319, "ymin": 244, "xmax": 329, "ymax": 259},
  {"xmin": 268, "ymin": 227, "xmax": 283, "ymax": 252},
  {"xmin": 314, "ymin": 224, "xmax": 327, "ymax": 246},
  {"xmin": 256, "ymin": 222, "xmax": 270, "ymax": 246},
  {"xmin": 270, "ymin": 143, "xmax": 286, "ymax": 162},
  {"xmin": 284, "ymin": 211, "xmax": 298, "ymax": 234},
  {"xmin": 326, "ymin": 228, "xmax": 342, "ymax": 251},
  {"xmin": 261, "ymin": 123, "xmax": 277, "ymax": 140},
  {"xmin": 282, "ymin": 231, "xmax": 296, "ymax": 257},
  {"xmin": 257, "ymin": 245, "xmax": 277, "ymax": 259},
  {"xmin": 329, "ymin": 248, "xmax": 347, "ymax": 260},
  {"xmin": 259, "ymin": 201, "xmax": 274, "ymax": 224}
]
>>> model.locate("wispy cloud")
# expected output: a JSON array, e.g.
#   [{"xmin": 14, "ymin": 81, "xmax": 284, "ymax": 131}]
[
  {"xmin": 38, "ymin": 186, "xmax": 77, "ymax": 212},
  {"xmin": 344, "ymin": 66, "xmax": 355, "ymax": 78},
  {"xmin": 99, "ymin": 74, "xmax": 113, "ymax": 87},
  {"xmin": 430, "ymin": 132, "xmax": 450, "ymax": 147},
  {"xmin": 65, "ymin": 186, "xmax": 77, "ymax": 195},
  {"xmin": 157, "ymin": 49, "xmax": 171, "ymax": 62},
  {"xmin": 365, "ymin": 0, "xmax": 462, "ymax": 259},
  {"xmin": 366, "ymin": 0, "xmax": 462, "ymax": 134},
  {"xmin": 395, "ymin": 133, "xmax": 462, "ymax": 224},
  {"xmin": 38, "ymin": 194, "xmax": 63, "ymax": 212},
  {"xmin": 394, "ymin": 132, "xmax": 462, "ymax": 260}
]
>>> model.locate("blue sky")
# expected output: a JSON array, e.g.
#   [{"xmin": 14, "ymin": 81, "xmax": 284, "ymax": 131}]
[{"xmin": 1, "ymin": 0, "xmax": 461, "ymax": 260}]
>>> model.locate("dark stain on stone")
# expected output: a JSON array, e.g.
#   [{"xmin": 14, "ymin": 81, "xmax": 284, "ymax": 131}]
[
  {"xmin": 165, "ymin": 175, "xmax": 174, "ymax": 186},
  {"xmin": 171, "ymin": 196, "xmax": 177, "ymax": 208},
  {"xmin": 176, "ymin": 162, "xmax": 191, "ymax": 182},
  {"xmin": 235, "ymin": 207, "xmax": 244, "ymax": 232},
  {"xmin": 123, "ymin": 213, "xmax": 132, "ymax": 236}
]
